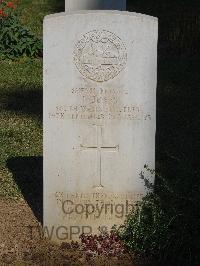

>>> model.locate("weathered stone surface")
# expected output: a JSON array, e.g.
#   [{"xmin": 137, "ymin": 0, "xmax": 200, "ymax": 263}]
[
  {"xmin": 43, "ymin": 11, "xmax": 158, "ymax": 242},
  {"xmin": 65, "ymin": 0, "xmax": 126, "ymax": 11}
]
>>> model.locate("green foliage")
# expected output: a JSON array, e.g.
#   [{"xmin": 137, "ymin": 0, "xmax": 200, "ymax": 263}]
[
  {"xmin": 0, "ymin": 1, "xmax": 42, "ymax": 59},
  {"xmin": 118, "ymin": 194, "xmax": 176, "ymax": 260},
  {"xmin": 117, "ymin": 170, "xmax": 200, "ymax": 265}
]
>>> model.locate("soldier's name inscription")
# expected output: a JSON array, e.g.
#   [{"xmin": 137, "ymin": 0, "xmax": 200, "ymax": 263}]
[{"xmin": 48, "ymin": 87, "xmax": 152, "ymax": 121}]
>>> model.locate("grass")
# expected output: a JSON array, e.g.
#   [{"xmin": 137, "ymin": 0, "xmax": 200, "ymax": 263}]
[
  {"xmin": 0, "ymin": 0, "xmax": 65, "ymax": 199},
  {"xmin": 0, "ymin": 59, "xmax": 42, "ymax": 198},
  {"xmin": 19, "ymin": 0, "xmax": 65, "ymax": 37}
]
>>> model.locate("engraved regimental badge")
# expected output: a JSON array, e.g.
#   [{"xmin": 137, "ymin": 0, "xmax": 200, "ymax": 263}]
[{"xmin": 74, "ymin": 30, "xmax": 127, "ymax": 82}]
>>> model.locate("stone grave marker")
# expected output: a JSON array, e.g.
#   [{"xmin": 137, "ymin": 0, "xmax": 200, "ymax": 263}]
[
  {"xmin": 65, "ymin": 0, "xmax": 126, "ymax": 11},
  {"xmin": 44, "ymin": 11, "xmax": 158, "ymax": 242}
]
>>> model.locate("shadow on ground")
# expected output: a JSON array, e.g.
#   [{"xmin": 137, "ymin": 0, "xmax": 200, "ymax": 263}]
[
  {"xmin": 52, "ymin": 0, "xmax": 65, "ymax": 12},
  {"xmin": 0, "ymin": 86, "xmax": 42, "ymax": 119},
  {"xmin": 7, "ymin": 156, "xmax": 43, "ymax": 224}
]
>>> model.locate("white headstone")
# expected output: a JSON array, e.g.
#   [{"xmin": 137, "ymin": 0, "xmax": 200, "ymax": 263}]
[
  {"xmin": 65, "ymin": 0, "xmax": 126, "ymax": 11},
  {"xmin": 44, "ymin": 11, "xmax": 158, "ymax": 243}
]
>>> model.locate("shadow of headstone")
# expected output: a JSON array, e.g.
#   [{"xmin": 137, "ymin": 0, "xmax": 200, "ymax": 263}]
[
  {"xmin": 0, "ymin": 86, "xmax": 42, "ymax": 119},
  {"xmin": 7, "ymin": 156, "xmax": 43, "ymax": 224}
]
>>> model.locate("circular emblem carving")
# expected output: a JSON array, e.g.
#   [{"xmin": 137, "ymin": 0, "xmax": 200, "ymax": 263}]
[{"xmin": 74, "ymin": 30, "xmax": 127, "ymax": 82}]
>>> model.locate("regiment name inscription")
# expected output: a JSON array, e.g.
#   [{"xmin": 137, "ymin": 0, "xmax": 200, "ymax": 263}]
[{"xmin": 48, "ymin": 87, "xmax": 152, "ymax": 121}]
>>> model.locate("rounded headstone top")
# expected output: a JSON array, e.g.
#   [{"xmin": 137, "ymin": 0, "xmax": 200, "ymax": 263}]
[{"xmin": 44, "ymin": 11, "xmax": 158, "ymax": 23}]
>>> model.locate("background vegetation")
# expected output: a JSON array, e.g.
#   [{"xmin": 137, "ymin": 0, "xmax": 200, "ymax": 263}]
[
  {"xmin": 121, "ymin": 1, "xmax": 200, "ymax": 265},
  {"xmin": 0, "ymin": 1, "xmax": 42, "ymax": 59}
]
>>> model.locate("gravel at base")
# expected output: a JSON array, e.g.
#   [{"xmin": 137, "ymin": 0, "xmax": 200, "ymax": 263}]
[{"xmin": 0, "ymin": 198, "xmax": 132, "ymax": 265}]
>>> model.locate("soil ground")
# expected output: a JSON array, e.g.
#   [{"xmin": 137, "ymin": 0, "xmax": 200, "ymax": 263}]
[{"xmin": 0, "ymin": 198, "xmax": 132, "ymax": 265}]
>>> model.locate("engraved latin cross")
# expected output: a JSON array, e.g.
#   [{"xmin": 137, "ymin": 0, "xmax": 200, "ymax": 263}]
[{"xmin": 80, "ymin": 125, "xmax": 119, "ymax": 188}]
